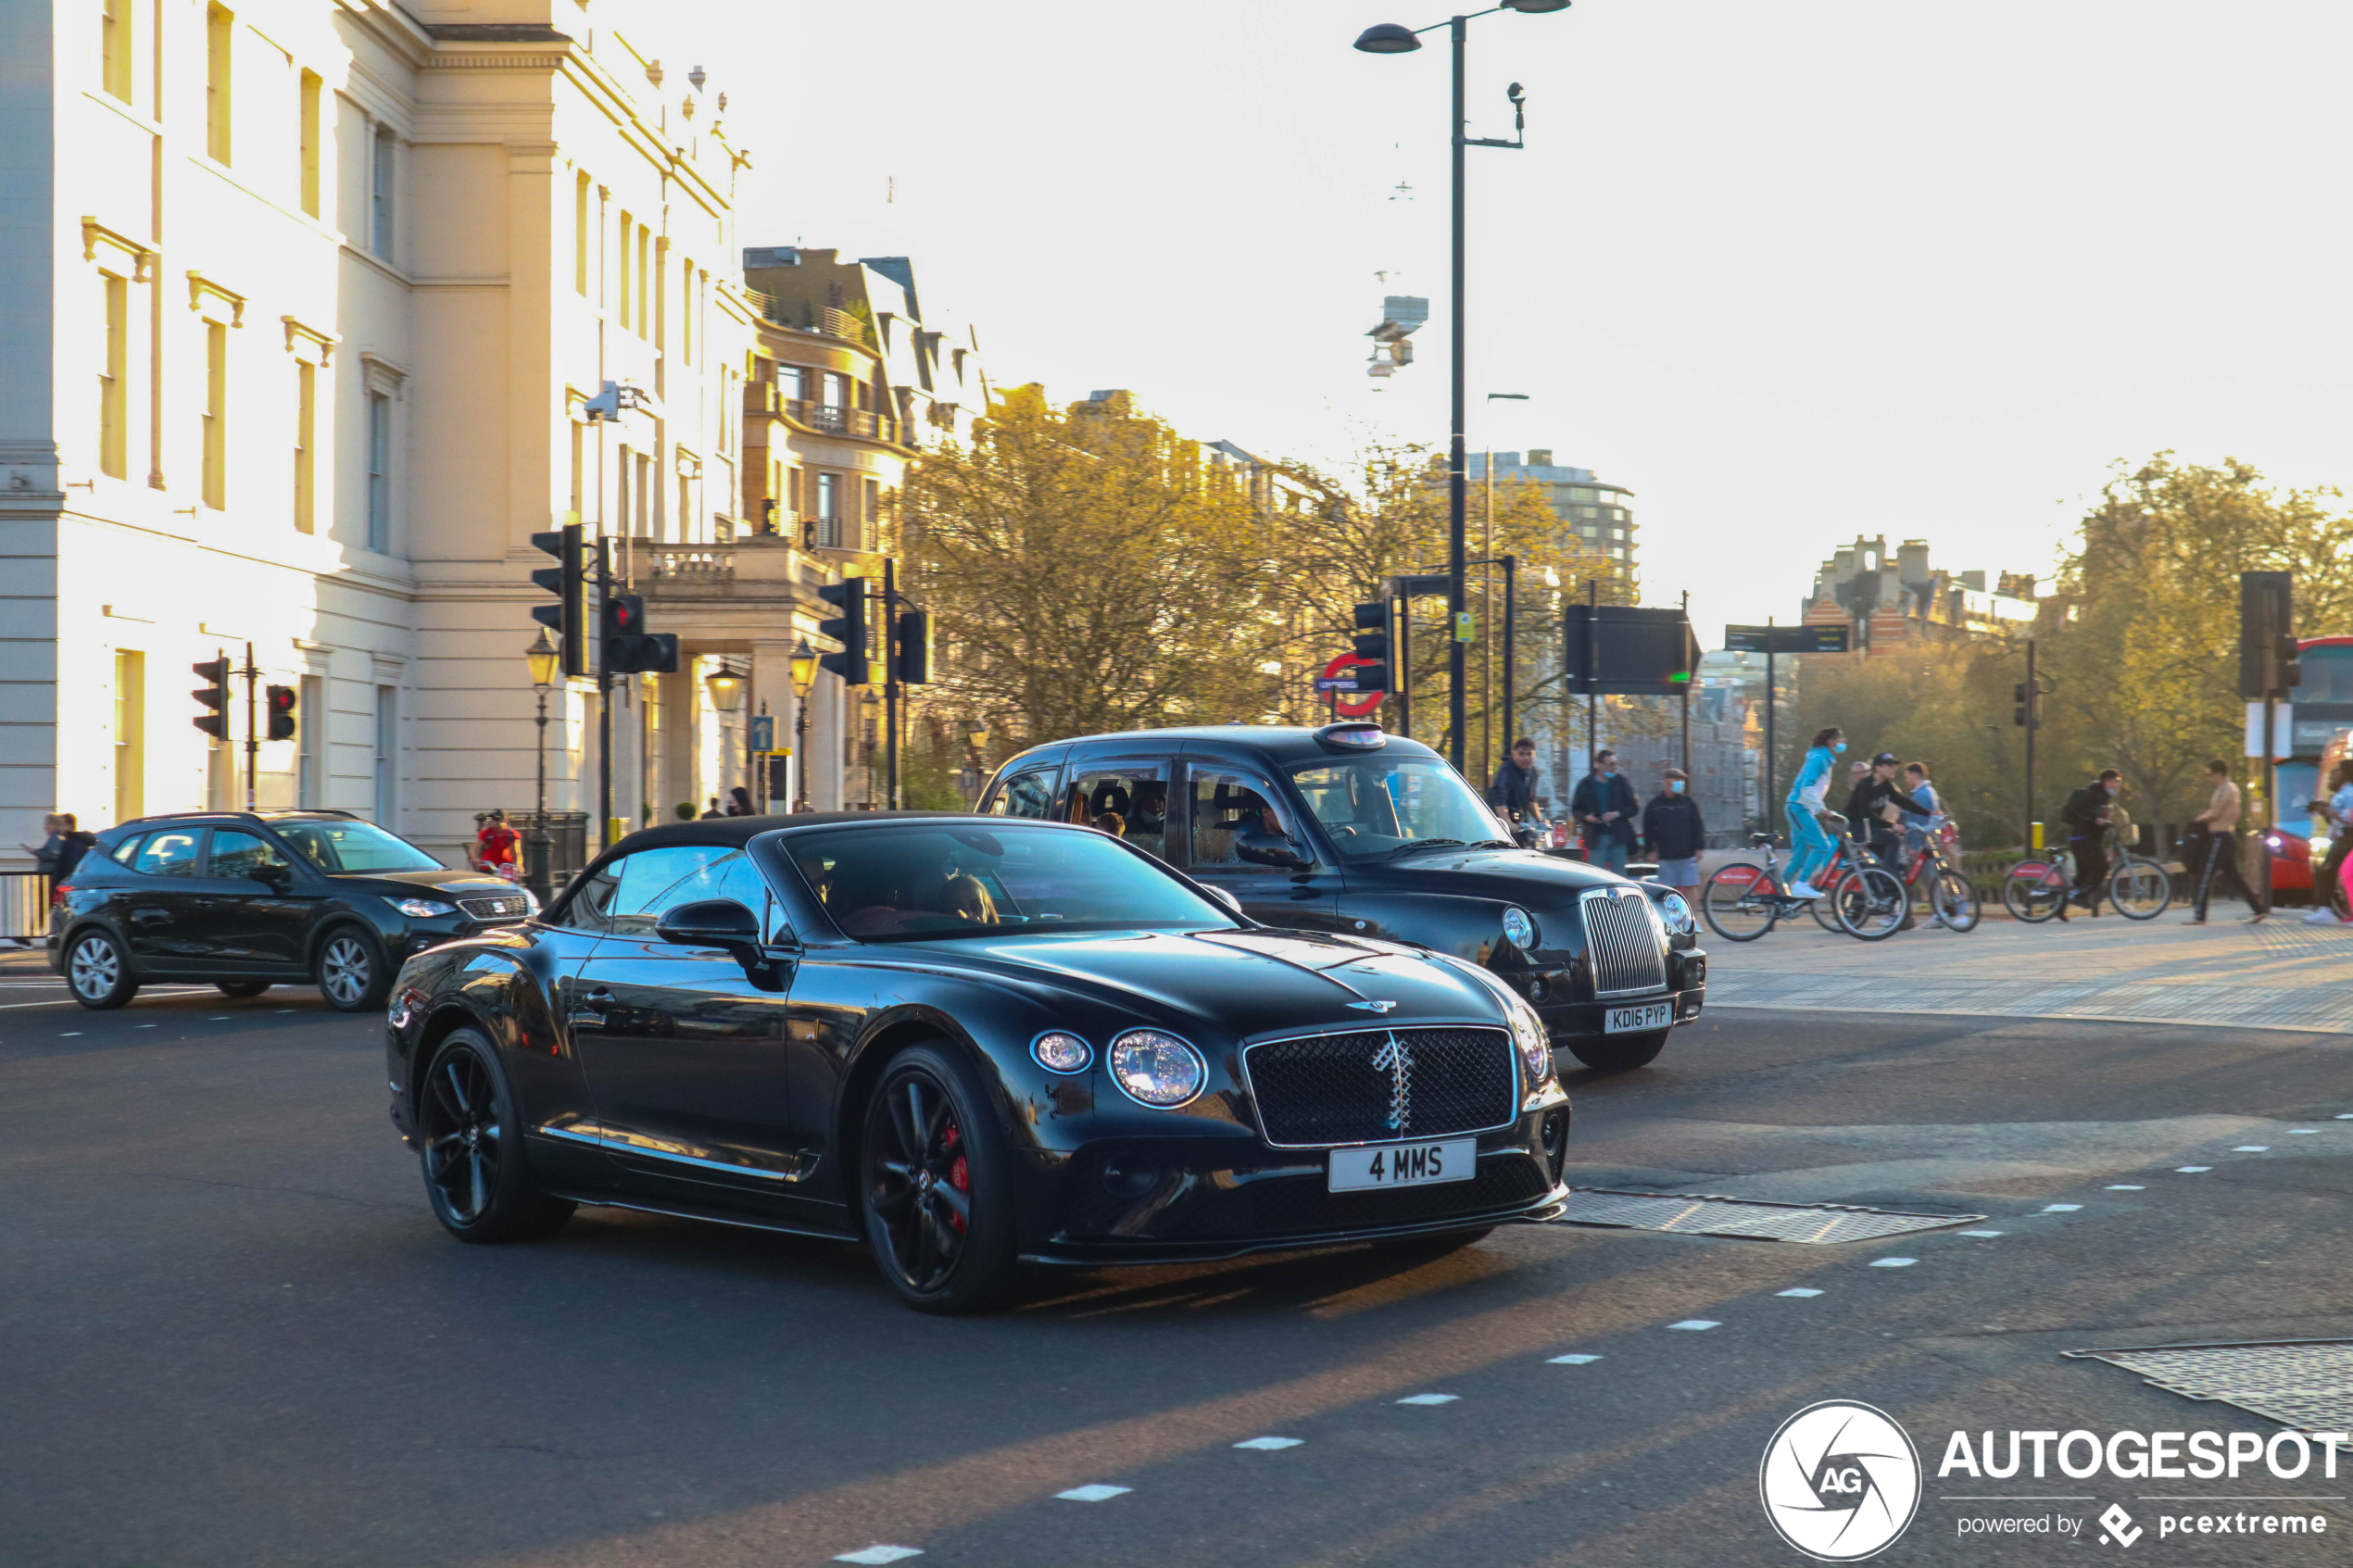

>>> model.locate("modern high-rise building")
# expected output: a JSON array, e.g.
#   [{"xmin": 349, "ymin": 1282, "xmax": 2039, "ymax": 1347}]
[{"xmin": 1467, "ymin": 449, "xmax": 1639, "ymax": 596}]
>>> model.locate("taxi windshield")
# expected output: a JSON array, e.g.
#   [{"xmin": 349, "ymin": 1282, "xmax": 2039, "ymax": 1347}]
[
  {"xmin": 1287, "ymin": 756, "xmax": 1509, "ymax": 863},
  {"xmin": 785, "ymin": 822, "xmax": 1237, "ymax": 942}
]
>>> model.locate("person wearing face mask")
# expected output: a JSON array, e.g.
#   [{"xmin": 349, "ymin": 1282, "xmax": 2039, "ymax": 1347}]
[
  {"xmin": 1783, "ymin": 727, "xmax": 1845, "ymax": 900},
  {"xmin": 1642, "ymin": 768, "xmax": 1706, "ymax": 897},
  {"xmin": 1570, "ymin": 748, "xmax": 1641, "ymax": 875},
  {"xmin": 2059, "ymin": 768, "xmax": 2123, "ymax": 917}
]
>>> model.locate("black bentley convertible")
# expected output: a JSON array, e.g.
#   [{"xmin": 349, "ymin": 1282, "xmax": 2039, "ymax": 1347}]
[{"xmin": 385, "ymin": 813, "xmax": 1573, "ymax": 1312}]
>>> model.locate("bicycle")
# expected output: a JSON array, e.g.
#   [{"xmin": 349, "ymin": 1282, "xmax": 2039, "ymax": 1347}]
[
  {"xmin": 2003, "ymin": 818, "xmax": 2172, "ymax": 923},
  {"xmin": 1894, "ymin": 821, "xmax": 1981, "ymax": 933},
  {"xmin": 1702, "ymin": 828, "xmax": 1908, "ymax": 943}
]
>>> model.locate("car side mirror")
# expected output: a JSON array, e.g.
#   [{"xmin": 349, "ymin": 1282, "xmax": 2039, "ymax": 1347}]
[
  {"xmin": 1205, "ymin": 885, "xmax": 1243, "ymax": 915},
  {"xmin": 654, "ymin": 898, "xmax": 788, "ymax": 991},
  {"xmin": 1234, "ymin": 829, "xmax": 1313, "ymax": 872},
  {"xmin": 253, "ymin": 861, "xmax": 293, "ymax": 890}
]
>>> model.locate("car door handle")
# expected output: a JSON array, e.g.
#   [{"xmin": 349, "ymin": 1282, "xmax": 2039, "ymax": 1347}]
[
  {"xmin": 581, "ymin": 990, "xmax": 615, "ymax": 1010},
  {"xmin": 566, "ymin": 988, "xmax": 615, "ymax": 1029},
  {"xmin": 132, "ymin": 909, "xmax": 171, "ymax": 925}
]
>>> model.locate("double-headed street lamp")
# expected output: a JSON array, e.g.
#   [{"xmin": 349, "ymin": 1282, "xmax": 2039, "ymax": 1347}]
[{"xmin": 1355, "ymin": 0, "xmax": 1568, "ymax": 771}]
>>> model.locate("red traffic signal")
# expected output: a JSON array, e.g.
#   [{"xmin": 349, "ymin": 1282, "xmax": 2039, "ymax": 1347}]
[
  {"xmin": 265, "ymin": 684, "xmax": 297, "ymax": 741},
  {"xmin": 600, "ymin": 593, "xmax": 677, "ymax": 675}
]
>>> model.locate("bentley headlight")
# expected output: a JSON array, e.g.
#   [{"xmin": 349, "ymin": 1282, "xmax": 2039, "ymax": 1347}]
[
  {"xmin": 1509, "ymin": 997, "xmax": 1554, "ymax": 1088},
  {"xmin": 1501, "ymin": 906, "xmax": 1538, "ymax": 950},
  {"xmin": 391, "ymin": 897, "xmax": 457, "ymax": 919},
  {"xmin": 1107, "ymin": 1030, "xmax": 1206, "ymax": 1108},
  {"xmin": 1031, "ymin": 1031, "xmax": 1093, "ymax": 1073}
]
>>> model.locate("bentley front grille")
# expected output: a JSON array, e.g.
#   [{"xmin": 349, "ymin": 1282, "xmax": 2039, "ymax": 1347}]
[
  {"xmin": 1583, "ymin": 890, "xmax": 1667, "ymax": 997},
  {"xmin": 1241, "ymin": 1026, "xmax": 1517, "ymax": 1148}
]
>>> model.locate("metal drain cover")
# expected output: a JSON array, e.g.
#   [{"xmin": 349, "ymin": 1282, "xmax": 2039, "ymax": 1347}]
[
  {"xmin": 1553, "ymin": 1188, "xmax": 1985, "ymax": 1244},
  {"xmin": 2065, "ymin": 1339, "xmax": 2353, "ymax": 1433}
]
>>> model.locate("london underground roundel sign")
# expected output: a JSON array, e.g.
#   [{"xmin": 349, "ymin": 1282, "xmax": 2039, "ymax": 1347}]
[{"xmin": 1318, "ymin": 654, "xmax": 1384, "ymax": 720}]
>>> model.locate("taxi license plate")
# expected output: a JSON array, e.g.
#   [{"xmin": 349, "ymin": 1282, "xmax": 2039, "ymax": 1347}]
[
  {"xmin": 1328, "ymin": 1138, "xmax": 1475, "ymax": 1193},
  {"xmin": 1605, "ymin": 1001, "xmax": 1675, "ymax": 1034}
]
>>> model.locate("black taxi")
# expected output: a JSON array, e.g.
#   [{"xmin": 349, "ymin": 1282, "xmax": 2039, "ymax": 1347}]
[{"xmin": 978, "ymin": 722, "xmax": 1705, "ymax": 1072}]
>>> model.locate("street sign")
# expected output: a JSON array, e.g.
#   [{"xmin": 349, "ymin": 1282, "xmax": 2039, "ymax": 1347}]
[
  {"xmin": 1319, "ymin": 653, "xmax": 1384, "ymax": 719},
  {"xmin": 1386, "ymin": 572, "xmax": 1451, "ymax": 599},
  {"xmin": 1724, "ymin": 623, "xmax": 1851, "ymax": 655},
  {"xmin": 1565, "ymin": 606, "xmax": 1700, "ymax": 696}
]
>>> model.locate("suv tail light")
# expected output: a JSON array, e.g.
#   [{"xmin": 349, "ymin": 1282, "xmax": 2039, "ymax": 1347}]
[{"xmin": 50, "ymin": 884, "xmax": 70, "ymax": 906}]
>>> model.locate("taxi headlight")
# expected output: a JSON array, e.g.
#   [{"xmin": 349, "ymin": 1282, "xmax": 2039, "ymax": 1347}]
[
  {"xmin": 1510, "ymin": 998, "xmax": 1554, "ymax": 1088},
  {"xmin": 1502, "ymin": 906, "xmax": 1537, "ymax": 949},
  {"xmin": 1107, "ymin": 1030, "xmax": 1207, "ymax": 1108},
  {"xmin": 1657, "ymin": 891, "xmax": 1697, "ymax": 935}
]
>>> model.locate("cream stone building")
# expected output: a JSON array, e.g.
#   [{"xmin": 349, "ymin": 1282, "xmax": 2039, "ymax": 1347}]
[{"xmin": 0, "ymin": 0, "xmax": 867, "ymax": 874}]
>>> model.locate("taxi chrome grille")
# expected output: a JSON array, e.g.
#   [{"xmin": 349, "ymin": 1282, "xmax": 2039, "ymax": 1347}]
[
  {"xmin": 458, "ymin": 893, "xmax": 531, "ymax": 921},
  {"xmin": 1241, "ymin": 1026, "xmax": 1516, "ymax": 1148},
  {"xmin": 1582, "ymin": 889, "xmax": 1666, "ymax": 997}
]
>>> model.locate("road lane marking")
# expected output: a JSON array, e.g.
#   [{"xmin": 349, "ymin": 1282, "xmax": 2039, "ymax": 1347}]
[
  {"xmin": 835, "ymin": 1549, "xmax": 924, "ymax": 1564},
  {"xmin": 1869, "ymin": 1258, "xmax": 1917, "ymax": 1268},
  {"xmin": 2290, "ymin": 1129, "xmax": 2318, "ymax": 1135},
  {"xmin": 1957, "ymin": 1229, "xmax": 2005, "ymax": 1237},
  {"xmin": 2232, "ymin": 1145, "xmax": 2269, "ymax": 1151},
  {"xmin": 1233, "ymin": 1437, "xmax": 1302, "ymax": 1450},
  {"xmin": 1054, "ymin": 1485, "xmax": 1130, "ymax": 1502},
  {"xmin": 2175, "ymin": 1166, "xmax": 2212, "ymax": 1173},
  {"xmin": 1777, "ymin": 1288, "xmax": 1824, "ymax": 1298},
  {"xmin": 1395, "ymin": 1394, "xmax": 1459, "ymax": 1406},
  {"xmin": 1667, "ymin": 1320, "xmax": 1719, "ymax": 1331},
  {"xmin": 1547, "ymin": 1353, "xmax": 1604, "ymax": 1362},
  {"xmin": 2042, "ymin": 1204, "xmax": 2082, "ymax": 1212},
  {"xmin": 2106, "ymin": 1185, "xmax": 2145, "ymax": 1190}
]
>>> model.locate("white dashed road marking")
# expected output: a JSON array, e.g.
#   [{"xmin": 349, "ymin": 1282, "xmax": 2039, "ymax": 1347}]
[
  {"xmin": 2291, "ymin": 1129, "xmax": 2318, "ymax": 1135},
  {"xmin": 1395, "ymin": 1394, "xmax": 1459, "ymax": 1406},
  {"xmin": 1547, "ymin": 1353, "xmax": 1604, "ymax": 1363},
  {"xmin": 1869, "ymin": 1258, "xmax": 1917, "ymax": 1268},
  {"xmin": 1778, "ymin": 1288, "xmax": 1824, "ymax": 1298},
  {"xmin": 2042, "ymin": 1204, "xmax": 2082, "ymax": 1212},
  {"xmin": 1667, "ymin": 1320, "xmax": 1720, "ymax": 1331},
  {"xmin": 1055, "ymin": 1485, "xmax": 1131, "ymax": 1503},
  {"xmin": 1957, "ymin": 1229, "xmax": 2005, "ymax": 1237},
  {"xmin": 1233, "ymin": 1437, "xmax": 1302, "ymax": 1450},
  {"xmin": 2176, "ymin": 1166, "xmax": 2212, "ymax": 1173},
  {"xmin": 2106, "ymin": 1185, "xmax": 2145, "ymax": 1191},
  {"xmin": 835, "ymin": 1549, "xmax": 924, "ymax": 1565},
  {"xmin": 2233, "ymin": 1145, "xmax": 2269, "ymax": 1152}
]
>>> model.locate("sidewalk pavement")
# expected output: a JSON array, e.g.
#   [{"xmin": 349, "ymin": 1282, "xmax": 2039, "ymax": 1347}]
[{"xmin": 1705, "ymin": 907, "xmax": 2353, "ymax": 1035}]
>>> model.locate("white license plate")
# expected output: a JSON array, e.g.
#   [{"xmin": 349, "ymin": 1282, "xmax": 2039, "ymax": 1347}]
[
  {"xmin": 1605, "ymin": 1001, "xmax": 1675, "ymax": 1034},
  {"xmin": 1327, "ymin": 1138, "xmax": 1476, "ymax": 1192}
]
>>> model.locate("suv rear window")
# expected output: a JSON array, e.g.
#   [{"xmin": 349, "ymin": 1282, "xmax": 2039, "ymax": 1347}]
[{"xmin": 130, "ymin": 830, "xmax": 203, "ymax": 877}]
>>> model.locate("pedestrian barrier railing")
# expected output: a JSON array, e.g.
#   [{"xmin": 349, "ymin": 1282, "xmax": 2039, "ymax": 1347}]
[{"xmin": 0, "ymin": 873, "xmax": 48, "ymax": 941}]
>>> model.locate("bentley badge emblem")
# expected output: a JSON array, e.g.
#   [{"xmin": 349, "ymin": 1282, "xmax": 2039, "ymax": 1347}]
[{"xmin": 1347, "ymin": 999, "xmax": 1399, "ymax": 1013}]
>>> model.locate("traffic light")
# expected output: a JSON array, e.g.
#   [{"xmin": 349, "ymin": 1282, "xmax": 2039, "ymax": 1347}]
[
  {"xmin": 2240, "ymin": 571, "xmax": 2296, "ymax": 698},
  {"xmin": 818, "ymin": 577, "xmax": 870, "ymax": 684},
  {"xmin": 530, "ymin": 520, "xmax": 586, "ymax": 678},
  {"xmin": 2012, "ymin": 680, "xmax": 2042, "ymax": 729},
  {"xmin": 894, "ymin": 608, "xmax": 930, "ymax": 684},
  {"xmin": 599, "ymin": 594, "xmax": 679, "ymax": 675},
  {"xmin": 192, "ymin": 656, "xmax": 231, "ymax": 739},
  {"xmin": 265, "ymin": 684, "xmax": 297, "ymax": 741},
  {"xmin": 1351, "ymin": 600, "xmax": 1390, "ymax": 695}
]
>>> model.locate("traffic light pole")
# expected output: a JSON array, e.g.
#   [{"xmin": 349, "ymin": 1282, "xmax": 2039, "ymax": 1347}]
[
  {"xmin": 2023, "ymin": 637, "xmax": 2037, "ymax": 854},
  {"xmin": 1445, "ymin": 14, "xmax": 1468, "ymax": 775},
  {"xmin": 242, "ymin": 642, "xmax": 258, "ymax": 810},
  {"xmin": 1500, "ymin": 554, "xmax": 1516, "ymax": 758},
  {"xmin": 884, "ymin": 558, "xmax": 899, "ymax": 811},
  {"xmin": 597, "ymin": 537, "xmax": 613, "ymax": 849},
  {"xmin": 1764, "ymin": 616, "xmax": 1777, "ymax": 827}
]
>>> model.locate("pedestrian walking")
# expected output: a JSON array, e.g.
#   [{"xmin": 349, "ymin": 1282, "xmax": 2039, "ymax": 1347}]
[
  {"xmin": 1641, "ymin": 768, "xmax": 1705, "ymax": 897},
  {"xmin": 2184, "ymin": 760, "xmax": 2266, "ymax": 924},
  {"xmin": 54, "ymin": 814, "xmax": 94, "ymax": 880},
  {"xmin": 699, "ymin": 797, "xmax": 726, "ymax": 820},
  {"xmin": 19, "ymin": 813, "xmax": 65, "ymax": 885},
  {"xmin": 473, "ymin": 809, "xmax": 520, "ymax": 880},
  {"xmin": 1569, "ymin": 749, "xmax": 1640, "ymax": 875},
  {"xmin": 1783, "ymin": 727, "xmax": 1846, "ymax": 900},
  {"xmin": 2059, "ymin": 770, "xmax": 2121, "ymax": 918},
  {"xmin": 2304, "ymin": 759, "xmax": 2353, "ymax": 924},
  {"xmin": 725, "ymin": 785, "xmax": 755, "ymax": 817}
]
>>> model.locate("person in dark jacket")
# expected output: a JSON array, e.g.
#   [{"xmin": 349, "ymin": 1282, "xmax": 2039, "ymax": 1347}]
[
  {"xmin": 1487, "ymin": 737, "xmax": 1541, "ymax": 822},
  {"xmin": 1845, "ymin": 753, "xmax": 1931, "ymax": 869},
  {"xmin": 1569, "ymin": 749, "xmax": 1641, "ymax": 874},
  {"xmin": 2059, "ymin": 769, "xmax": 2120, "ymax": 917},
  {"xmin": 1641, "ymin": 768, "xmax": 1706, "ymax": 895}
]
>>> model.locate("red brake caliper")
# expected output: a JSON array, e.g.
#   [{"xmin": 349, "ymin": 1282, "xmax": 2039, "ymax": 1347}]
[{"xmin": 943, "ymin": 1123, "xmax": 968, "ymax": 1232}]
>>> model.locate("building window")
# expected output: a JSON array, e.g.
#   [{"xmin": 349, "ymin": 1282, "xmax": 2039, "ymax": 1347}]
[
  {"xmin": 816, "ymin": 472, "xmax": 839, "ymax": 547},
  {"xmin": 102, "ymin": 0, "xmax": 133, "ymax": 103},
  {"xmin": 365, "ymin": 391, "xmax": 391, "ymax": 551},
  {"xmin": 201, "ymin": 322, "xmax": 227, "ymax": 509},
  {"xmin": 863, "ymin": 478, "xmax": 881, "ymax": 551},
  {"xmin": 573, "ymin": 172, "xmax": 591, "ymax": 296},
  {"xmin": 372, "ymin": 687, "xmax": 396, "ymax": 823},
  {"xmin": 293, "ymin": 358, "xmax": 315, "ymax": 533},
  {"xmin": 98, "ymin": 273, "xmax": 127, "ymax": 480},
  {"xmin": 786, "ymin": 465, "xmax": 802, "ymax": 519},
  {"xmin": 297, "ymin": 673, "xmax": 323, "ymax": 807},
  {"xmin": 206, "ymin": 6, "xmax": 233, "ymax": 164},
  {"xmin": 635, "ymin": 225, "xmax": 650, "ymax": 339},
  {"xmin": 298, "ymin": 71, "xmax": 321, "ymax": 217},
  {"xmin": 678, "ymin": 261, "xmax": 692, "ymax": 364},
  {"xmin": 616, "ymin": 210, "xmax": 631, "ymax": 327},
  {"xmin": 112, "ymin": 650, "xmax": 144, "ymax": 823},
  {"xmin": 370, "ymin": 128, "xmax": 396, "ymax": 262},
  {"xmin": 569, "ymin": 421, "xmax": 584, "ymax": 517}
]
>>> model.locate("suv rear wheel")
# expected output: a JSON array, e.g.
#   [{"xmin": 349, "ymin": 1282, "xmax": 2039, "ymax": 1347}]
[{"xmin": 67, "ymin": 929, "xmax": 139, "ymax": 1010}]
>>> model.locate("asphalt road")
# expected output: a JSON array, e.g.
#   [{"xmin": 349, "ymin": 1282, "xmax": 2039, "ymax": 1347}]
[{"xmin": 5, "ymin": 971, "xmax": 2351, "ymax": 1568}]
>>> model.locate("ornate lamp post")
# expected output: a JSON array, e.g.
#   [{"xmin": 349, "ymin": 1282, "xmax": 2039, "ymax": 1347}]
[
  {"xmin": 524, "ymin": 628, "xmax": 560, "ymax": 901},
  {"xmin": 961, "ymin": 721, "xmax": 991, "ymax": 803},
  {"xmin": 789, "ymin": 637, "xmax": 818, "ymax": 811},
  {"xmin": 703, "ymin": 659, "xmax": 747, "ymax": 810}
]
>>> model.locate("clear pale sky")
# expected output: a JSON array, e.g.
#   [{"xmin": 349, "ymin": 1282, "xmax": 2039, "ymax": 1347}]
[{"xmin": 709, "ymin": 0, "xmax": 2353, "ymax": 646}]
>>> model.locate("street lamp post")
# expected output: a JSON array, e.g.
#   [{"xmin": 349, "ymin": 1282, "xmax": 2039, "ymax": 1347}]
[
  {"xmin": 1356, "ymin": 1, "xmax": 1566, "ymax": 772},
  {"xmin": 789, "ymin": 637, "xmax": 818, "ymax": 812},
  {"xmin": 524, "ymin": 628, "xmax": 560, "ymax": 902},
  {"xmin": 704, "ymin": 659, "xmax": 747, "ymax": 812}
]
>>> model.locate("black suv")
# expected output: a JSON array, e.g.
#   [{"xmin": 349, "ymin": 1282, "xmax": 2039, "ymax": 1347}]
[
  {"xmin": 978, "ymin": 722, "xmax": 1706, "ymax": 1072},
  {"xmin": 49, "ymin": 810, "xmax": 536, "ymax": 1012}
]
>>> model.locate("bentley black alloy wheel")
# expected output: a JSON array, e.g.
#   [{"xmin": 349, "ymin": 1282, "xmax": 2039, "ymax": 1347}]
[
  {"xmin": 316, "ymin": 927, "xmax": 391, "ymax": 1013},
  {"xmin": 417, "ymin": 1030, "xmax": 573, "ymax": 1243},
  {"xmin": 67, "ymin": 929, "xmax": 138, "ymax": 1010},
  {"xmin": 861, "ymin": 1043, "xmax": 1020, "ymax": 1314}
]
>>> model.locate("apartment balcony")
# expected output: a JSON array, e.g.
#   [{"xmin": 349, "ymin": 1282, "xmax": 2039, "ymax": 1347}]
[{"xmin": 786, "ymin": 399, "xmax": 898, "ymax": 444}]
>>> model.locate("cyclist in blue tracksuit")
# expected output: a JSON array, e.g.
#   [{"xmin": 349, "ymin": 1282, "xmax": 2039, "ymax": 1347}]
[{"xmin": 1784, "ymin": 726, "xmax": 1846, "ymax": 898}]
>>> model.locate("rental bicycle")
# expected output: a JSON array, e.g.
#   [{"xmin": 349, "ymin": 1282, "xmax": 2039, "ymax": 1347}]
[
  {"xmin": 2003, "ymin": 815, "xmax": 2171, "ymax": 923},
  {"xmin": 1702, "ymin": 828, "xmax": 1908, "ymax": 943}
]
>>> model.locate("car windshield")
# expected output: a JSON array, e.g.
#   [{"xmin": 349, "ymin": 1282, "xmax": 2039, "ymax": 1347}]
[
  {"xmin": 1288, "ymin": 756, "xmax": 1509, "ymax": 863},
  {"xmin": 275, "ymin": 819, "xmax": 446, "ymax": 874},
  {"xmin": 784, "ymin": 823, "xmax": 1236, "ymax": 942}
]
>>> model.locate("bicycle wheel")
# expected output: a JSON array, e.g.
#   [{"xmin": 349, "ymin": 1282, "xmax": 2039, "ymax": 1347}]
[
  {"xmin": 2107, "ymin": 856, "xmax": 2172, "ymax": 921},
  {"xmin": 2002, "ymin": 863, "xmax": 2067, "ymax": 923},
  {"xmin": 1929, "ymin": 867, "xmax": 1981, "ymax": 933},
  {"xmin": 1834, "ymin": 866, "xmax": 1909, "ymax": 940},
  {"xmin": 1809, "ymin": 857, "xmax": 1856, "ymax": 932},
  {"xmin": 1702, "ymin": 862, "xmax": 1780, "ymax": 942}
]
